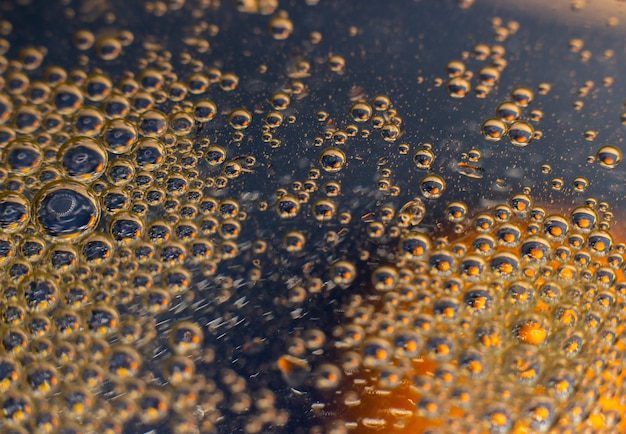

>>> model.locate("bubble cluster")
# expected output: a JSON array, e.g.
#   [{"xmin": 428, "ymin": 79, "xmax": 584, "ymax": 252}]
[{"xmin": 0, "ymin": 1, "xmax": 625, "ymax": 433}]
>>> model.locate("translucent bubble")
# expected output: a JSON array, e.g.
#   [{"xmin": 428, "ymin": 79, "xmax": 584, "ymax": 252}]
[
  {"xmin": 481, "ymin": 118, "xmax": 506, "ymax": 141},
  {"xmin": 80, "ymin": 234, "xmax": 113, "ymax": 264},
  {"xmin": 57, "ymin": 136, "xmax": 107, "ymax": 182},
  {"xmin": 508, "ymin": 120, "xmax": 534, "ymax": 146},
  {"xmin": 34, "ymin": 181, "xmax": 99, "ymax": 240},
  {"xmin": 413, "ymin": 147, "xmax": 435, "ymax": 170},
  {"xmin": 228, "ymin": 108, "xmax": 252, "ymax": 130},
  {"xmin": 132, "ymin": 137, "xmax": 165, "ymax": 170},
  {"xmin": 429, "ymin": 251, "xmax": 455, "ymax": 275},
  {"xmin": 570, "ymin": 206, "xmax": 596, "ymax": 233},
  {"xmin": 52, "ymin": 83, "xmax": 84, "ymax": 115},
  {"xmin": 275, "ymin": 195, "xmax": 300, "ymax": 218},
  {"xmin": 85, "ymin": 305, "xmax": 119, "ymax": 336},
  {"xmin": 596, "ymin": 145, "xmax": 621, "ymax": 168},
  {"xmin": 371, "ymin": 266, "xmax": 398, "ymax": 292},
  {"xmin": 349, "ymin": 101, "xmax": 372, "ymax": 122},
  {"xmin": 3, "ymin": 138, "xmax": 42, "ymax": 175},
  {"xmin": 510, "ymin": 86, "xmax": 534, "ymax": 107},
  {"xmin": 107, "ymin": 158, "xmax": 135, "ymax": 185},
  {"xmin": 268, "ymin": 13, "xmax": 293, "ymax": 40},
  {"xmin": 419, "ymin": 174, "xmax": 445, "ymax": 199},
  {"xmin": 12, "ymin": 104, "xmax": 42, "ymax": 134},
  {"xmin": 586, "ymin": 230, "xmax": 612, "ymax": 257},
  {"xmin": 109, "ymin": 212, "xmax": 144, "ymax": 244},
  {"xmin": 445, "ymin": 59, "xmax": 465, "ymax": 77},
  {"xmin": 169, "ymin": 320, "xmax": 203, "ymax": 355},
  {"xmin": 137, "ymin": 109, "xmax": 168, "ymax": 137},
  {"xmin": 361, "ymin": 338, "xmax": 392, "ymax": 368},
  {"xmin": 6, "ymin": 71, "xmax": 31, "ymax": 96},
  {"xmin": 327, "ymin": 54, "xmax": 345, "ymax": 73},
  {"xmin": 496, "ymin": 101, "xmax": 520, "ymax": 122},
  {"xmin": 101, "ymin": 118, "xmax": 137, "ymax": 154},
  {"xmin": 96, "ymin": 35, "xmax": 122, "ymax": 60},
  {"xmin": 23, "ymin": 361, "xmax": 58, "ymax": 397},
  {"xmin": 478, "ymin": 65, "xmax": 500, "ymax": 86},
  {"xmin": 0, "ymin": 192, "xmax": 29, "ymax": 233},
  {"xmin": 73, "ymin": 29, "xmax": 95, "ymax": 50},
  {"xmin": 447, "ymin": 77, "xmax": 470, "ymax": 98},
  {"xmin": 319, "ymin": 147, "xmax": 346, "ymax": 172}
]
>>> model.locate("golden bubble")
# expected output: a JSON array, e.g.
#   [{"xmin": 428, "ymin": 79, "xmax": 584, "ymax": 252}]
[
  {"xmin": 319, "ymin": 147, "xmax": 346, "ymax": 172},
  {"xmin": 447, "ymin": 76, "xmax": 470, "ymax": 98},
  {"xmin": 510, "ymin": 86, "xmax": 534, "ymax": 107},
  {"xmin": 267, "ymin": 13, "xmax": 293, "ymax": 40},
  {"xmin": 349, "ymin": 101, "xmax": 372, "ymax": 122},
  {"xmin": 419, "ymin": 174, "xmax": 446, "ymax": 199},
  {"xmin": 508, "ymin": 121, "xmax": 534, "ymax": 146},
  {"xmin": 596, "ymin": 145, "xmax": 621, "ymax": 169},
  {"xmin": 228, "ymin": 108, "xmax": 252, "ymax": 130},
  {"xmin": 481, "ymin": 118, "xmax": 506, "ymax": 141}
]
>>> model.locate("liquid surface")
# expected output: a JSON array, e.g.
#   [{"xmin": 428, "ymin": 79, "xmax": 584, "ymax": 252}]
[{"xmin": 0, "ymin": 0, "xmax": 626, "ymax": 433}]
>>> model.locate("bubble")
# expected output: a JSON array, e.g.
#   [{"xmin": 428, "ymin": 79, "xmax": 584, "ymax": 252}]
[
  {"xmin": 508, "ymin": 120, "xmax": 534, "ymax": 146},
  {"xmin": 229, "ymin": 108, "xmax": 252, "ymax": 130},
  {"xmin": 495, "ymin": 101, "xmax": 521, "ymax": 122},
  {"xmin": 101, "ymin": 118, "xmax": 137, "ymax": 154},
  {"xmin": 108, "ymin": 212, "xmax": 144, "ymax": 244},
  {"xmin": 73, "ymin": 29, "xmax": 95, "ymax": 50},
  {"xmin": 96, "ymin": 35, "xmax": 122, "ymax": 60},
  {"xmin": 169, "ymin": 320, "xmax": 203, "ymax": 355},
  {"xmin": 327, "ymin": 54, "xmax": 346, "ymax": 73},
  {"xmin": 481, "ymin": 118, "xmax": 507, "ymax": 141},
  {"xmin": 281, "ymin": 230, "xmax": 305, "ymax": 253},
  {"xmin": 447, "ymin": 76, "xmax": 470, "ymax": 98},
  {"xmin": 419, "ymin": 174, "xmax": 446, "ymax": 199},
  {"xmin": 413, "ymin": 147, "xmax": 435, "ymax": 170},
  {"xmin": 57, "ymin": 136, "xmax": 107, "ymax": 182},
  {"xmin": 510, "ymin": 86, "xmax": 534, "ymax": 107},
  {"xmin": 80, "ymin": 234, "xmax": 113, "ymax": 265},
  {"xmin": 361, "ymin": 338, "xmax": 392, "ymax": 368},
  {"xmin": 20, "ymin": 276, "xmax": 59, "ymax": 312},
  {"xmin": 0, "ymin": 192, "xmax": 29, "ymax": 233},
  {"xmin": 52, "ymin": 83, "xmax": 84, "ymax": 115},
  {"xmin": 1, "ymin": 390, "xmax": 32, "ymax": 422},
  {"xmin": 33, "ymin": 181, "xmax": 99, "ymax": 240},
  {"xmin": 275, "ymin": 195, "xmax": 300, "ymax": 218},
  {"xmin": 131, "ymin": 137, "xmax": 165, "ymax": 170},
  {"xmin": 319, "ymin": 147, "xmax": 346, "ymax": 172},
  {"xmin": 105, "ymin": 158, "xmax": 134, "ymax": 185},
  {"xmin": 85, "ymin": 305, "xmax": 119, "ymax": 336},
  {"xmin": 4, "ymin": 138, "xmax": 42, "ymax": 175},
  {"xmin": 478, "ymin": 65, "xmax": 500, "ymax": 86},
  {"xmin": 137, "ymin": 109, "xmax": 168, "ymax": 137},
  {"xmin": 267, "ymin": 13, "xmax": 293, "ymax": 40},
  {"xmin": 596, "ymin": 145, "xmax": 621, "ymax": 168},
  {"xmin": 445, "ymin": 59, "xmax": 465, "ymax": 77}
]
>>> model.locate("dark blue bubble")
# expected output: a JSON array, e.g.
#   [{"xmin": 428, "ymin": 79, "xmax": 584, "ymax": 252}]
[
  {"xmin": 58, "ymin": 137, "xmax": 107, "ymax": 181},
  {"xmin": 5, "ymin": 139, "xmax": 42, "ymax": 174},
  {"xmin": 0, "ymin": 193, "xmax": 29, "ymax": 232},
  {"xmin": 34, "ymin": 182, "xmax": 99, "ymax": 240}
]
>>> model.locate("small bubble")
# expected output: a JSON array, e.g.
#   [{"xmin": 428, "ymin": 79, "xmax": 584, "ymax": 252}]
[
  {"xmin": 508, "ymin": 121, "xmax": 534, "ymax": 146},
  {"xmin": 319, "ymin": 147, "xmax": 346, "ymax": 172},
  {"xmin": 447, "ymin": 76, "xmax": 470, "ymax": 98},
  {"xmin": 228, "ymin": 108, "xmax": 252, "ymax": 130},
  {"xmin": 267, "ymin": 13, "xmax": 293, "ymax": 40},
  {"xmin": 419, "ymin": 174, "xmax": 446, "ymax": 199},
  {"xmin": 510, "ymin": 86, "xmax": 534, "ymax": 107}
]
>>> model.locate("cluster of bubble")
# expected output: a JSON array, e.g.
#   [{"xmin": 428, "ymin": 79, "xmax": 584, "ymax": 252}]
[
  {"xmin": 0, "ymin": 10, "xmax": 300, "ymax": 434},
  {"xmin": 308, "ymin": 193, "xmax": 626, "ymax": 433},
  {"xmin": 1, "ymin": 0, "xmax": 626, "ymax": 433}
]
